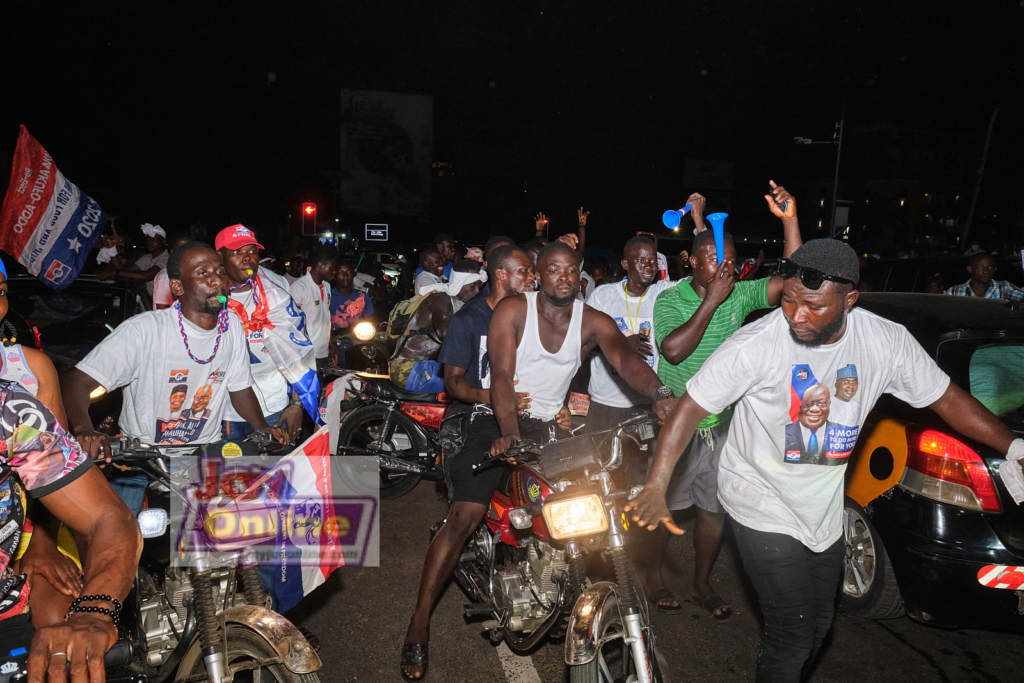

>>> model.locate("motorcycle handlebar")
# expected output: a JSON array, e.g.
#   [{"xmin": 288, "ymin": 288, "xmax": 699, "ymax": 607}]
[{"xmin": 471, "ymin": 439, "xmax": 541, "ymax": 472}]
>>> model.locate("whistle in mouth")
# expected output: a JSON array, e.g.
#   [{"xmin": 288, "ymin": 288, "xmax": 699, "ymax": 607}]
[
  {"xmin": 216, "ymin": 295, "xmax": 228, "ymax": 307},
  {"xmin": 246, "ymin": 269, "xmax": 254, "ymax": 277}
]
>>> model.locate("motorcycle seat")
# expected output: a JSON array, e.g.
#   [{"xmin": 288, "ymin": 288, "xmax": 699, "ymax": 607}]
[{"xmin": 363, "ymin": 378, "xmax": 442, "ymax": 403}]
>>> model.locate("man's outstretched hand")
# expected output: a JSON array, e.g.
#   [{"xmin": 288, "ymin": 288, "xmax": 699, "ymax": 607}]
[{"xmin": 624, "ymin": 486, "xmax": 685, "ymax": 534}]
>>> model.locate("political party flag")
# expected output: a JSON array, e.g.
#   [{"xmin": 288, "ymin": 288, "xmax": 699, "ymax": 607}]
[
  {"xmin": 0, "ymin": 126, "xmax": 106, "ymax": 289},
  {"xmin": 225, "ymin": 268, "xmax": 323, "ymax": 423},
  {"xmin": 240, "ymin": 427, "xmax": 377, "ymax": 613}
]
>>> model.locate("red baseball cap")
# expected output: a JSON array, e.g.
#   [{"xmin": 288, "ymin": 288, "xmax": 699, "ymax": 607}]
[{"xmin": 215, "ymin": 224, "xmax": 265, "ymax": 251}]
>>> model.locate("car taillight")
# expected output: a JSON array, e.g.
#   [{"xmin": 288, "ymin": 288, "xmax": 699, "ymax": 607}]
[{"xmin": 902, "ymin": 427, "xmax": 1002, "ymax": 513}]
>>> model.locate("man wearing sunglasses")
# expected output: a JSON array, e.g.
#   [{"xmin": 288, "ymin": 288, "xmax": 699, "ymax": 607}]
[
  {"xmin": 630, "ymin": 237, "xmax": 1024, "ymax": 682},
  {"xmin": 648, "ymin": 182, "xmax": 802, "ymax": 620}
]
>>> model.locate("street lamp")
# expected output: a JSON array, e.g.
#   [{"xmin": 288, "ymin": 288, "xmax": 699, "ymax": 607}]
[{"xmin": 794, "ymin": 109, "xmax": 845, "ymax": 237}]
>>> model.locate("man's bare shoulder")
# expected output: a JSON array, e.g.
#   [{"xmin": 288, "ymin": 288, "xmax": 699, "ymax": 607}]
[{"xmin": 493, "ymin": 293, "xmax": 528, "ymax": 319}]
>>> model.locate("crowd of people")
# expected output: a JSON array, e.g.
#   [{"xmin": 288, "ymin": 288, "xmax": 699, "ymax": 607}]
[{"xmin": 1, "ymin": 182, "xmax": 1023, "ymax": 683}]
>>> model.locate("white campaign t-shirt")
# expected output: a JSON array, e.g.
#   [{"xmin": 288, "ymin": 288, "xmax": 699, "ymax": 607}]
[
  {"xmin": 290, "ymin": 272, "xmax": 332, "ymax": 359},
  {"xmin": 77, "ymin": 308, "xmax": 253, "ymax": 445},
  {"xmin": 221, "ymin": 279, "xmax": 292, "ymax": 422},
  {"xmin": 586, "ymin": 280, "xmax": 675, "ymax": 408},
  {"xmin": 686, "ymin": 307, "xmax": 950, "ymax": 551}
]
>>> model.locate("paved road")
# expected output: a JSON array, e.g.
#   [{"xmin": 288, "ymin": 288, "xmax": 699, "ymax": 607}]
[{"xmin": 287, "ymin": 482, "xmax": 1024, "ymax": 682}]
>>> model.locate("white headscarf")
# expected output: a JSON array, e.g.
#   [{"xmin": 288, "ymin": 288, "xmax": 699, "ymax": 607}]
[
  {"xmin": 420, "ymin": 269, "xmax": 487, "ymax": 299},
  {"xmin": 141, "ymin": 223, "xmax": 166, "ymax": 239}
]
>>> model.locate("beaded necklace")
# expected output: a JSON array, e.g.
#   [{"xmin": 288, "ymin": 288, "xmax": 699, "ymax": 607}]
[{"xmin": 174, "ymin": 301, "xmax": 230, "ymax": 364}]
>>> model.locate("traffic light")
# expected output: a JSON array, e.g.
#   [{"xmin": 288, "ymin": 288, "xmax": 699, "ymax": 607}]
[{"xmin": 301, "ymin": 202, "xmax": 317, "ymax": 235}]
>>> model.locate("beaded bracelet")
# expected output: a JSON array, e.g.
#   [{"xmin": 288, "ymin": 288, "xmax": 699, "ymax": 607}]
[{"xmin": 64, "ymin": 595, "xmax": 121, "ymax": 626}]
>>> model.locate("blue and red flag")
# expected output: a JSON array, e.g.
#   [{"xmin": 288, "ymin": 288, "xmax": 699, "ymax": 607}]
[
  {"xmin": 789, "ymin": 364, "xmax": 819, "ymax": 423},
  {"xmin": 0, "ymin": 126, "xmax": 106, "ymax": 289}
]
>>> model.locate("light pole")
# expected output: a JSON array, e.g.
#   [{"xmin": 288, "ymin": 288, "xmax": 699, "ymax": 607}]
[{"xmin": 795, "ymin": 108, "xmax": 845, "ymax": 238}]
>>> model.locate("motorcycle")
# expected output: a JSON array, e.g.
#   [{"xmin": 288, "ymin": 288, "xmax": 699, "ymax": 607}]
[
  {"xmin": 452, "ymin": 413, "xmax": 671, "ymax": 683},
  {"xmin": 329, "ymin": 369, "xmax": 451, "ymax": 499},
  {"xmin": 99, "ymin": 435, "xmax": 322, "ymax": 683}
]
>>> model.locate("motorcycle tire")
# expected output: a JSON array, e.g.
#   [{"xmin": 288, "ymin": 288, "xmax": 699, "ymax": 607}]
[
  {"xmin": 568, "ymin": 593, "xmax": 672, "ymax": 683},
  {"xmin": 174, "ymin": 624, "xmax": 321, "ymax": 682},
  {"xmin": 336, "ymin": 403, "xmax": 428, "ymax": 500}
]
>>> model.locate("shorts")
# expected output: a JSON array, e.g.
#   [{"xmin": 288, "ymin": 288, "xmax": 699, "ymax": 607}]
[
  {"xmin": 447, "ymin": 412, "xmax": 556, "ymax": 506},
  {"xmin": 664, "ymin": 420, "xmax": 730, "ymax": 514}
]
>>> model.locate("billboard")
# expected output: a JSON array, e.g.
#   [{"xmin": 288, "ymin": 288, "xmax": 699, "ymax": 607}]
[{"xmin": 340, "ymin": 90, "xmax": 433, "ymax": 217}]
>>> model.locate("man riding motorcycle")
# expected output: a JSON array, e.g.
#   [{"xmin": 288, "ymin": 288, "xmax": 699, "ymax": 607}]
[{"xmin": 62, "ymin": 242, "xmax": 289, "ymax": 507}]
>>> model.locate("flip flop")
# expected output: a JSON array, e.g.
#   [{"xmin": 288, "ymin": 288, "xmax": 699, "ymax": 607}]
[
  {"xmin": 698, "ymin": 593, "xmax": 733, "ymax": 622},
  {"xmin": 647, "ymin": 586, "xmax": 684, "ymax": 614},
  {"xmin": 400, "ymin": 642, "xmax": 429, "ymax": 681}
]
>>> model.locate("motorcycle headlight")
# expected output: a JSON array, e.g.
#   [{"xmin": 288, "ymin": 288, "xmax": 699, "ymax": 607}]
[
  {"xmin": 542, "ymin": 493, "xmax": 608, "ymax": 540},
  {"xmin": 353, "ymin": 321, "xmax": 376, "ymax": 341}
]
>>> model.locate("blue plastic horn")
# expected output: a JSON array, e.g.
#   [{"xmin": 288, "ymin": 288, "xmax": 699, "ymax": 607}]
[
  {"xmin": 661, "ymin": 204, "xmax": 693, "ymax": 229},
  {"xmin": 705, "ymin": 213, "xmax": 729, "ymax": 265}
]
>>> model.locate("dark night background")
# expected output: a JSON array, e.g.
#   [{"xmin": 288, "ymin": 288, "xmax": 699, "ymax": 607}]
[{"xmin": 2, "ymin": 2, "xmax": 1021, "ymax": 257}]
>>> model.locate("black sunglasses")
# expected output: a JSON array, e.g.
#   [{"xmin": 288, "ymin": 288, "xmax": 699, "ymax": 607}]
[{"xmin": 777, "ymin": 258, "xmax": 856, "ymax": 290}]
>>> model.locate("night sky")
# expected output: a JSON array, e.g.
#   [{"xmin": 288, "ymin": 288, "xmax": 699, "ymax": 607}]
[{"xmin": 2, "ymin": 2, "xmax": 1021, "ymax": 252}]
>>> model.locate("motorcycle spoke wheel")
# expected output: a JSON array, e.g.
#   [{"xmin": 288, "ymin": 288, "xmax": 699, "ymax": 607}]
[
  {"xmin": 175, "ymin": 625, "xmax": 320, "ymax": 682},
  {"xmin": 336, "ymin": 405, "xmax": 425, "ymax": 499},
  {"xmin": 569, "ymin": 595, "xmax": 668, "ymax": 683}
]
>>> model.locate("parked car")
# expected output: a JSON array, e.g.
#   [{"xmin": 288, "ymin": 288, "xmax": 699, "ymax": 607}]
[
  {"xmin": 843, "ymin": 293, "xmax": 1024, "ymax": 631},
  {"xmin": 370, "ymin": 252, "xmax": 402, "ymax": 279},
  {"xmin": 4, "ymin": 273, "xmax": 143, "ymax": 426}
]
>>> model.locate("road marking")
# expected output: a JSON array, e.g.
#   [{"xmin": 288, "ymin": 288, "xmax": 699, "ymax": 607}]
[{"xmin": 496, "ymin": 641, "xmax": 543, "ymax": 683}]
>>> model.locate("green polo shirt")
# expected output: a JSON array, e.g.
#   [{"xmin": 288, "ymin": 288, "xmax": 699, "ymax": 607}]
[{"xmin": 653, "ymin": 277, "xmax": 773, "ymax": 428}]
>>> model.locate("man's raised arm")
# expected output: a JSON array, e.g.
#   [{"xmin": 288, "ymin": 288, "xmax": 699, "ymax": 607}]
[
  {"xmin": 486, "ymin": 297, "xmax": 524, "ymax": 454},
  {"xmin": 766, "ymin": 182, "xmax": 803, "ymax": 305}
]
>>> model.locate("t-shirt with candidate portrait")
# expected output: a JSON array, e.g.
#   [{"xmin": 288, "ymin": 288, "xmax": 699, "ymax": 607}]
[
  {"xmin": 77, "ymin": 308, "xmax": 254, "ymax": 445},
  {"xmin": 685, "ymin": 307, "xmax": 950, "ymax": 552},
  {"xmin": 438, "ymin": 296, "xmax": 494, "ymax": 397},
  {"xmin": 330, "ymin": 288, "xmax": 374, "ymax": 329},
  {"xmin": 586, "ymin": 279, "xmax": 675, "ymax": 408}
]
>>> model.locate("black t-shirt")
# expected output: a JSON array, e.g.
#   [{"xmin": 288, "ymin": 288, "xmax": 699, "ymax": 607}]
[{"xmin": 438, "ymin": 296, "xmax": 494, "ymax": 390}]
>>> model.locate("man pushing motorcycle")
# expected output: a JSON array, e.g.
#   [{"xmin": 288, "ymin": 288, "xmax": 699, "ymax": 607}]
[{"xmin": 399, "ymin": 240, "xmax": 678, "ymax": 680}]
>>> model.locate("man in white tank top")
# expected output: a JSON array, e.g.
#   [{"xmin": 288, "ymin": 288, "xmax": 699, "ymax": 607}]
[{"xmin": 488, "ymin": 242, "xmax": 678, "ymax": 456}]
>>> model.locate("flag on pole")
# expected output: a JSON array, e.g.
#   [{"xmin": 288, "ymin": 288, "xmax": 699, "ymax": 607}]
[
  {"xmin": 0, "ymin": 126, "xmax": 106, "ymax": 289},
  {"xmin": 228, "ymin": 427, "xmax": 377, "ymax": 613}
]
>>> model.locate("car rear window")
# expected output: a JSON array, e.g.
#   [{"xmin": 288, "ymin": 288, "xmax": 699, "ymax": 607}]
[{"xmin": 969, "ymin": 343, "xmax": 1024, "ymax": 419}]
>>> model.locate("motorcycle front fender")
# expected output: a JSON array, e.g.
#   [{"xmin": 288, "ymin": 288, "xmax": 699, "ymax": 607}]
[
  {"xmin": 220, "ymin": 605, "xmax": 322, "ymax": 674},
  {"xmin": 564, "ymin": 581, "xmax": 620, "ymax": 666}
]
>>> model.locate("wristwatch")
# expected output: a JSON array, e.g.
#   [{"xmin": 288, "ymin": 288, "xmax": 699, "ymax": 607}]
[
  {"xmin": 654, "ymin": 385, "xmax": 675, "ymax": 401},
  {"xmin": 289, "ymin": 399, "xmax": 303, "ymax": 408}
]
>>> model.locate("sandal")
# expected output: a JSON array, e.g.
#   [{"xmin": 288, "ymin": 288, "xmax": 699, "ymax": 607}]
[
  {"xmin": 400, "ymin": 642, "xmax": 429, "ymax": 681},
  {"xmin": 647, "ymin": 586, "xmax": 684, "ymax": 614},
  {"xmin": 697, "ymin": 593, "xmax": 733, "ymax": 622}
]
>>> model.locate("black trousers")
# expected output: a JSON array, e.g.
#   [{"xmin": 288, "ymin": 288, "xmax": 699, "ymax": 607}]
[{"xmin": 730, "ymin": 519, "xmax": 845, "ymax": 683}]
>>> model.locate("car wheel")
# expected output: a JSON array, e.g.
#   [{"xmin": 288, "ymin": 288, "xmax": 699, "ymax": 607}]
[{"xmin": 839, "ymin": 497, "xmax": 905, "ymax": 619}]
